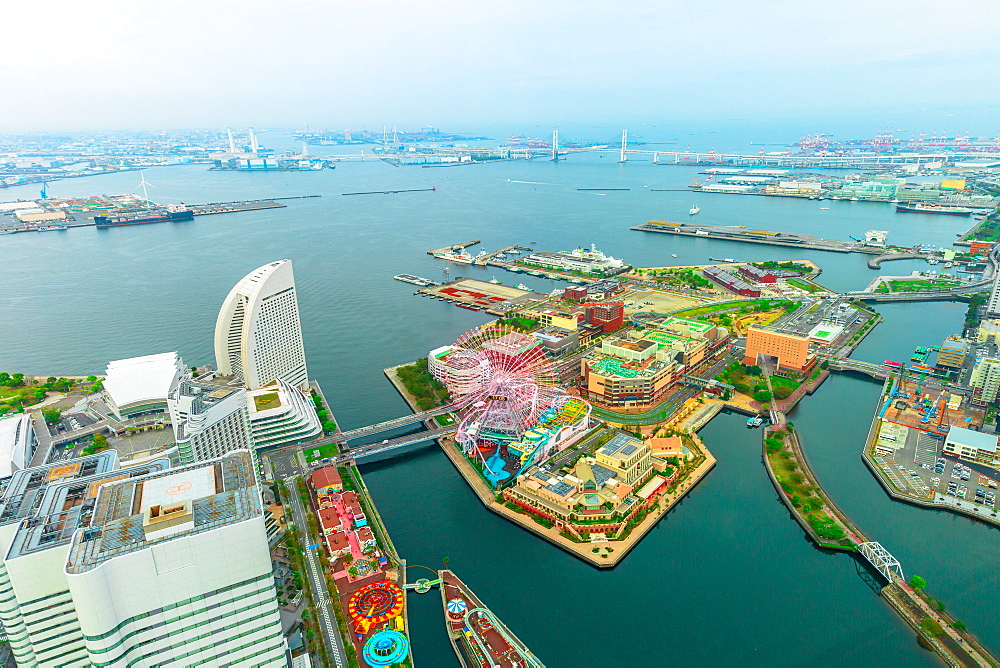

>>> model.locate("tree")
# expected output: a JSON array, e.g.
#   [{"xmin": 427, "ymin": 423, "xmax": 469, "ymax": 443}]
[
  {"xmin": 43, "ymin": 409, "xmax": 62, "ymax": 425},
  {"xmin": 443, "ymin": 556, "xmax": 450, "ymax": 567},
  {"xmin": 92, "ymin": 432, "xmax": 109, "ymax": 451},
  {"xmin": 753, "ymin": 389, "xmax": 772, "ymax": 403},
  {"xmin": 322, "ymin": 420, "xmax": 336, "ymax": 433},
  {"xmin": 86, "ymin": 375, "xmax": 97, "ymax": 383},
  {"xmin": 920, "ymin": 617, "xmax": 944, "ymax": 637},
  {"xmin": 953, "ymin": 620, "xmax": 967, "ymax": 631},
  {"xmin": 910, "ymin": 575, "xmax": 927, "ymax": 590}
]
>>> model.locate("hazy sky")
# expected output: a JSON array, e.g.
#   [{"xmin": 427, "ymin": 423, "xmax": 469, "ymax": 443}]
[{"xmin": 5, "ymin": 0, "xmax": 1000, "ymax": 131}]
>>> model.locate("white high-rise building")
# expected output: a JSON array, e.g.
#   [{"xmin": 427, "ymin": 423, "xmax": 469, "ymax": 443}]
[
  {"xmin": 246, "ymin": 379, "xmax": 322, "ymax": 449},
  {"xmin": 0, "ymin": 451, "xmax": 169, "ymax": 668},
  {"xmin": 0, "ymin": 413, "xmax": 37, "ymax": 478},
  {"xmin": 971, "ymin": 357, "xmax": 1000, "ymax": 405},
  {"xmin": 168, "ymin": 380, "xmax": 253, "ymax": 464},
  {"xmin": 214, "ymin": 259, "xmax": 309, "ymax": 391},
  {"xmin": 64, "ymin": 450, "xmax": 285, "ymax": 667}
]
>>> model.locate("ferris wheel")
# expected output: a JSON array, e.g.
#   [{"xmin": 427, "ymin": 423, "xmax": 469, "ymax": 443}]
[{"xmin": 441, "ymin": 324, "xmax": 560, "ymax": 464}]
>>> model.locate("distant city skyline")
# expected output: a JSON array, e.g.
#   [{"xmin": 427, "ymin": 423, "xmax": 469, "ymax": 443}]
[{"xmin": 5, "ymin": 0, "xmax": 1000, "ymax": 131}]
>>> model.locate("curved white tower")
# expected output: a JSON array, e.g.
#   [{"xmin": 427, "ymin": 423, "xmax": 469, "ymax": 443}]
[{"xmin": 215, "ymin": 259, "xmax": 308, "ymax": 390}]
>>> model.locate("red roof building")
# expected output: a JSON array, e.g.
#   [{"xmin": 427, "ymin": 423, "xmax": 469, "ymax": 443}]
[
  {"xmin": 585, "ymin": 303, "xmax": 625, "ymax": 333},
  {"xmin": 310, "ymin": 466, "xmax": 344, "ymax": 494}
]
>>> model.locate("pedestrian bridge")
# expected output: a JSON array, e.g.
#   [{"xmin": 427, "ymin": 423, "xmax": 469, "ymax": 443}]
[{"xmin": 858, "ymin": 542, "xmax": 904, "ymax": 582}]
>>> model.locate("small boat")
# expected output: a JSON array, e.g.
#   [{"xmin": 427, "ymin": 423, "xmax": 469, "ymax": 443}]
[
  {"xmin": 747, "ymin": 416, "xmax": 764, "ymax": 428},
  {"xmin": 689, "ymin": 205, "xmax": 700, "ymax": 215},
  {"xmin": 671, "ymin": 253, "xmax": 678, "ymax": 258},
  {"xmin": 819, "ymin": 207, "xmax": 830, "ymax": 210},
  {"xmin": 489, "ymin": 276, "xmax": 501, "ymax": 284},
  {"xmin": 516, "ymin": 283, "xmax": 531, "ymax": 291}
]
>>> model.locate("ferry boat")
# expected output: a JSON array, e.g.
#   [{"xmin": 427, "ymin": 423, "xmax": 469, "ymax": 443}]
[
  {"xmin": 36, "ymin": 224, "xmax": 68, "ymax": 232},
  {"xmin": 434, "ymin": 249, "xmax": 475, "ymax": 264},
  {"xmin": 747, "ymin": 416, "xmax": 764, "ymax": 428},
  {"xmin": 94, "ymin": 204, "xmax": 193, "ymax": 228},
  {"xmin": 896, "ymin": 202, "xmax": 973, "ymax": 216},
  {"xmin": 689, "ymin": 205, "xmax": 700, "ymax": 215}
]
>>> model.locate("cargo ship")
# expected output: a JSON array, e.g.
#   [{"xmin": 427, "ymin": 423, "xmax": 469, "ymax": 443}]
[
  {"xmin": 896, "ymin": 202, "xmax": 973, "ymax": 216},
  {"xmin": 94, "ymin": 204, "xmax": 194, "ymax": 228}
]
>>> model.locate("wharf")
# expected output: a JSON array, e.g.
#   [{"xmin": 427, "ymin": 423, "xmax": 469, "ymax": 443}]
[
  {"xmin": 473, "ymin": 244, "xmax": 533, "ymax": 265},
  {"xmin": 187, "ymin": 199, "xmax": 287, "ymax": 215},
  {"xmin": 632, "ymin": 221, "xmax": 861, "ymax": 253},
  {"xmin": 428, "ymin": 240, "xmax": 480, "ymax": 255},
  {"xmin": 438, "ymin": 569, "xmax": 543, "ymax": 668}
]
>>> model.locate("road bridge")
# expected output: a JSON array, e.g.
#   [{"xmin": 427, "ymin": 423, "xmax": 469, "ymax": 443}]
[
  {"xmin": 333, "ymin": 405, "xmax": 456, "ymax": 442},
  {"xmin": 340, "ymin": 426, "xmax": 456, "ymax": 463},
  {"xmin": 858, "ymin": 542, "xmax": 904, "ymax": 582}
]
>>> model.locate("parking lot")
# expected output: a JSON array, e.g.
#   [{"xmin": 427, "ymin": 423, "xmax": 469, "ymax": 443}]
[{"xmin": 875, "ymin": 424, "xmax": 998, "ymax": 512}]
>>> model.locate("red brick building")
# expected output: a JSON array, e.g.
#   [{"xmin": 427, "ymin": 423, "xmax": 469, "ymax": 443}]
[{"xmin": 585, "ymin": 303, "xmax": 625, "ymax": 332}]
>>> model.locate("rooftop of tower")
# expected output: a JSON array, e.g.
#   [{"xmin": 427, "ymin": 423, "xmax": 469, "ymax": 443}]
[{"xmin": 65, "ymin": 450, "xmax": 262, "ymax": 574}]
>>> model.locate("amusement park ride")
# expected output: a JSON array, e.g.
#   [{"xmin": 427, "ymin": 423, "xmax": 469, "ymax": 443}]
[{"xmin": 439, "ymin": 324, "xmax": 592, "ymax": 487}]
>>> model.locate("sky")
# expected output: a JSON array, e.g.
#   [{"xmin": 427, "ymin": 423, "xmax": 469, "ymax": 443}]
[{"xmin": 5, "ymin": 0, "xmax": 1000, "ymax": 132}]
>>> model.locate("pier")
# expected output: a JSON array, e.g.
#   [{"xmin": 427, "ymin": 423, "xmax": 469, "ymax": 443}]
[
  {"xmin": 187, "ymin": 199, "xmax": 287, "ymax": 215},
  {"xmin": 632, "ymin": 221, "xmax": 860, "ymax": 253},
  {"xmin": 473, "ymin": 244, "xmax": 533, "ymax": 265},
  {"xmin": 427, "ymin": 240, "xmax": 481, "ymax": 255}
]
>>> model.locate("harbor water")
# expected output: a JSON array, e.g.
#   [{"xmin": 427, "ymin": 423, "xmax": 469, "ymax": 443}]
[{"xmin": 2, "ymin": 144, "xmax": 996, "ymax": 666}]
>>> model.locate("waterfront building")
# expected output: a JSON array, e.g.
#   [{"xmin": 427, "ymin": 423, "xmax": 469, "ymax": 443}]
[
  {"xmin": 585, "ymin": 302, "xmax": 625, "ymax": 332},
  {"xmin": 702, "ymin": 266, "xmax": 761, "ymax": 297},
  {"xmin": 744, "ymin": 327, "xmax": 814, "ymax": 373},
  {"xmin": 0, "ymin": 414, "xmax": 37, "ymax": 479},
  {"xmin": 970, "ymin": 240, "xmax": 994, "ymax": 256},
  {"xmin": 520, "ymin": 245, "xmax": 625, "ymax": 275},
  {"xmin": 247, "ymin": 379, "xmax": 322, "ymax": 449},
  {"xmin": 215, "ymin": 259, "xmax": 309, "ymax": 391},
  {"xmin": 937, "ymin": 335, "xmax": 968, "ymax": 370},
  {"xmin": 739, "ymin": 265, "xmax": 777, "ymax": 283},
  {"xmin": 0, "ymin": 451, "xmax": 169, "ymax": 668},
  {"xmin": 64, "ymin": 450, "xmax": 286, "ymax": 666},
  {"xmin": 167, "ymin": 380, "xmax": 253, "ymax": 464},
  {"xmin": 970, "ymin": 357, "xmax": 1000, "ymax": 405},
  {"xmin": 428, "ymin": 345, "xmax": 490, "ymax": 395},
  {"xmin": 637, "ymin": 329, "xmax": 709, "ymax": 368},
  {"xmin": 502, "ymin": 432, "xmax": 667, "ymax": 533},
  {"xmin": 103, "ymin": 352, "xmax": 188, "ymax": 421},
  {"xmin": 942, "ymin": 427, "xmax": 998, "ymax": 467}
]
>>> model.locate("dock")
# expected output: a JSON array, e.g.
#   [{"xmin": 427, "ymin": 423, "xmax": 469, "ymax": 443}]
[
  {"xmin": 439, "ymin": 569, "xmax": 544, "ymax": 668},
  {"xmin": 473, "ymin": 244, "xmax": 532, "ymax": 265},
  {"xmin": 428, "ymin": 240, "xmax": 481, "ymax": 255},
  {"xmin": 632, "ymin": 221, "xmax": 863, "ymax": 254},
  {"xmin": 188, "ymin": 200, "xmax": 286, "ymax": 215}
]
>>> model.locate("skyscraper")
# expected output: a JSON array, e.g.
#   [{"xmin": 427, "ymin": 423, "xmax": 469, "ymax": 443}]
[
  {"xmin": 971, "ymin": 357, "xmax": 1000, "ymax": 405},
  {"xmin": 64, "ymin": 450, "xmax": 285, "ymax": 666},
  {"xmin": 214, "ymin": 259, "xmax": 309, "ymax": 390}
]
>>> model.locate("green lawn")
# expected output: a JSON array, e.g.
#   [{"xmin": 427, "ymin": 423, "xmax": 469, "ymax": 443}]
[
  {"xmin": 305, "ymin": 442, "xmax": 340, "ymax": 462},
  {"xmin": 887, "ymin": 279, "xmax": 962, "ymax": 293},
  {"xmin": 786, "ymin": 277, "xmax": 821, "ymax": 293},
  {"xmin": 253, "ymin": 392, "xmax": 281, "ymax": 411}
]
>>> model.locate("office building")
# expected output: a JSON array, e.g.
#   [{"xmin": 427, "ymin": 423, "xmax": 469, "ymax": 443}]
[
  {"xmin": 103, "ymin": 352, "xmax": 187, "ymax": 421},
  {"xmin": 215, "ymin": 259, "xmax": 309, "ymax": 391},
  {"xmin": 744, "ymin": 327, "xmax": 814, "ymax": 372},
  {"xmin": 970, "ymin": 357, "xmax": 1000, "ymax": 406},
  {"xmin": 168, "ymin": 380, "xmax": 253, "ymax": 464},
  {"xmin": 0, "ymin": 414, "xmax": 37, "ymax": 479},
  {"xmin": 0, "ymin": 452, "xmax": 168, "ymax": 667},
  {"xmin": 585, "ymin": 303, "xmax": 625, "ymax": 333},
  {"xmin": 65, "ymin": 450, "xmax": 285, "ymax": 666},
  {"xmin": 937, "ymin": 335, "xmax": 968, "ymax": 370}
]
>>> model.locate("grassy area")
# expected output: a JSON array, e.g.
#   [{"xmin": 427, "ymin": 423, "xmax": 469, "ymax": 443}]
[
  {"xmin": 966, "ymin": 211, "xmax": 1000, "ymax": 243},
  {"xmin": 396, "ymin": 358, "xmax": 451, "ymax": 411},
  {"xmin": 887, "ymin": 279, "xmax": 963, "ymax": 293},
  {"xmin": 753, "ymin": 260, "xmax": 813, "ymax": 274},
  {"xmin": 765, "ymin": 430, "xmax": 846, "ymax": 541},
  {"xmin": 305, "ymin": 442, "xmax": 340, "ymax": 463},
  {"xmin": 498, "ymin": 317, "xmax": 539, "ymax": 331},
  {"xmin": 253, "ymin": 392, "xmax": 281, "ymax": 411},
  {"xmin": 436, "ymin": 412, "xmax": 456, "ymax": 426},
  {"xmin": 769, "ymin": 375, "xmax": 802, "ymax": 400},
  {"xmin": 715, "ymin": 361, "xmax": 769, "ymax": 399},
  {"xmin": 633, "ymin": 267, "xmax": 712, "ymax": 290},
  {"xmin": 0, "ymin": 375, "xmax": 99, "ymax": 416},
  {"xmin": 786, "ymin": 277, "xmax": 821, "ymax": 293}
]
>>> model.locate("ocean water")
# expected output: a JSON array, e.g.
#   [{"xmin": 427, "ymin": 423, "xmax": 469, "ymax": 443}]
[{"xmin": 2, "ymin": 142, "xmax": 995, "ymax": 666}]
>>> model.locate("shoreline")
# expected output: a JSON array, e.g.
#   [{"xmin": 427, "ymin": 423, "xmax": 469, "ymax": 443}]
[{"xmin": 383, "ymin": 360, "xmax": 716, "ymax": 569}]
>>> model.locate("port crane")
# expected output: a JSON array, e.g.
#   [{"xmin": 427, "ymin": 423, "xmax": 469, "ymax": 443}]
[{"xmin": 39, "ymin": 182, "xmax": 49, "ymax": 199}]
